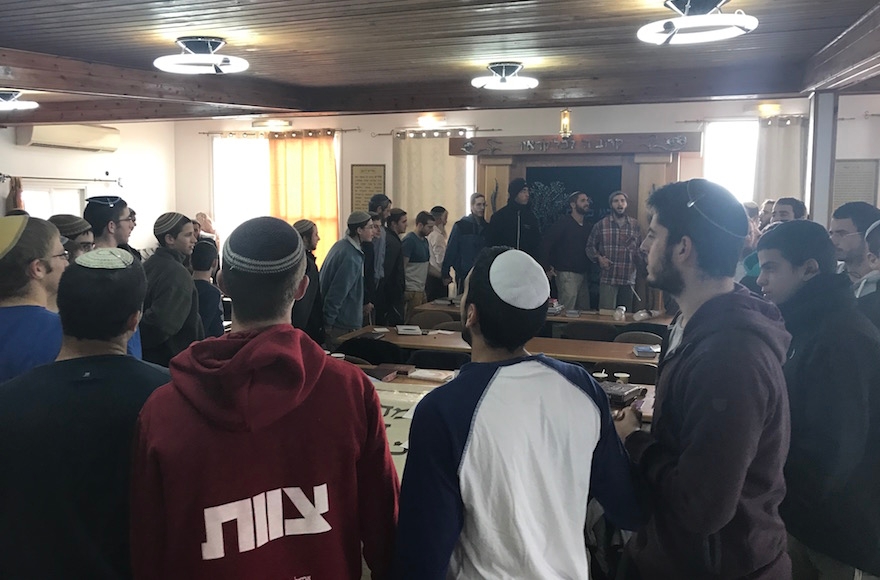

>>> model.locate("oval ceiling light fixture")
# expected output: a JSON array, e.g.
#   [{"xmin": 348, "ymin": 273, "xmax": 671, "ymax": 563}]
[
  {"xmin": 154, "ymin": 36, "xmax": 249, "ymax": 74},
  {"xmin": 637, "ymin": 0, "xmax": 758, "ymax": 46},
  {"xmin": 471, "ymin": 62, "xmax": 539, "ymax": 91},
  {"xmin": 0, "ymin": 91, "xmax": 39, "ymax": 111}
]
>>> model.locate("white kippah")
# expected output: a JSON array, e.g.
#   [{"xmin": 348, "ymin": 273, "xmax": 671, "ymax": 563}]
[
  {"xmin": 488, "ymin": 249, "xmax": 549, "ymax": 310},
  {"xmin": 75, "ymin": 248, "xmax": 134, "ymax": 269}
]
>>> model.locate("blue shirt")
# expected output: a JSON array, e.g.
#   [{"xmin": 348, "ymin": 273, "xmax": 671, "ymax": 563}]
[
  {"xmin": 401, "ymin": 233, "xmax": 431, "ymax": 292},
  {"xmin": 392, "ymin": 355, "xmax": 642, "ymax": 579},
  {"xmin": 320, "ymin": 236, "xmax": 365, "ymax": 330},
  {"xmin": 0, "ymin": 306, "xmax": 63, "ymax": 383}
]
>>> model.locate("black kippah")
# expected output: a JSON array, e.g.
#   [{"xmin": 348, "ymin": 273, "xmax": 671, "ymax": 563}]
[{"xmin": 223, "ymin": 217, "xmax": 305, "ymax": 274}]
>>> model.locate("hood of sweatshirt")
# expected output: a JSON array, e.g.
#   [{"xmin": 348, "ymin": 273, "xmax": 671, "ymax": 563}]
[
  {"xmin": 679, "ymin": 283, "xmax": 791, "ymax": 366},
  {"xmin": 168, "ymin": 324, "xmax": 327, "ymax": 432}
]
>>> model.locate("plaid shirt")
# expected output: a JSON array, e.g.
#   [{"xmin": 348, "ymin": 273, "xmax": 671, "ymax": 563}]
[{"xmin": 585, "ymin": 215, "xmax": 642, "ymax": 286}]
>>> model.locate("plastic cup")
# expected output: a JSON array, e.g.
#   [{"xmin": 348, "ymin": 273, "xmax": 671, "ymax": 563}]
[{"xmin": 614, "ymin": 372, "xmax": 630, "ymax": 384}]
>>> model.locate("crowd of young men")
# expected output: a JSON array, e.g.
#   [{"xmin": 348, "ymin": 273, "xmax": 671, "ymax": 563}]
[{"xmin": 0, "ymin": 178, "xmax": 879, "ymax": 580}]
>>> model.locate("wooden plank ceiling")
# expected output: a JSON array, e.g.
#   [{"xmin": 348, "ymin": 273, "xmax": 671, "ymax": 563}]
[{"xmin": 0, "ymin": 0, "xmax": 878, "ymax": 123}]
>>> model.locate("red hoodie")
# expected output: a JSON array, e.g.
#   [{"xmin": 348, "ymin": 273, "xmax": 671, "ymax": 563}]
[{"xmin": 130, "ymin": 325, "xmax": 399, "ymax": 580}]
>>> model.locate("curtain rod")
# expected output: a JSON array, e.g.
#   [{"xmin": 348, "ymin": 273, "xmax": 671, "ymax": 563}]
[
  {"xmin": 0, "ymin": 173, "xmax": 122, "ymax": 187},
  {"xmin": 370, "ymin": 127, "xmax": 503, "ymax": 137},
  {"xmin": 199, "ymin": 127, "xmax": 360, "ymax": 137}
]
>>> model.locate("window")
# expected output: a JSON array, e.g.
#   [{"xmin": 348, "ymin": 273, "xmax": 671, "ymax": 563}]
[
  {"xmin": 211, "ymin": 137, "xmax": 271, "ymax": 242},
  {"xmin": 21, "ymin": 185, "xmax": 85, "ymax": 219},
  {"xmin": 703, "ymin": 120, "xmax": 759, "ymax": 203}
]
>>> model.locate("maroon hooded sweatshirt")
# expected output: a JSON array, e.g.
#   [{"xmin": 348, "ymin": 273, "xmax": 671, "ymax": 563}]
[
  {"xmin": 130, "ymin": 325, "xmax": 399, "ymax": 580},
  {"xmin": 624, "ymin": 285, "xmax": 792, "ymax": 579}
]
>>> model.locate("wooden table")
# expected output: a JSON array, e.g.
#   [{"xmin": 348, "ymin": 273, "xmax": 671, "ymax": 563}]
[
  {"xmin": 341, "ymin": 326, "xmax": 659, "ymax": 366},
  {"xmin": 414, "ymin": 301, "xmax": 673, "ymax": 327}
]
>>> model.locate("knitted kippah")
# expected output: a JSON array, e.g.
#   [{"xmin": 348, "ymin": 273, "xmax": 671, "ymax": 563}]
[
  {"xmin": 154, "ymin": 212, "xmax": 189, "ymax": 237},
  {"xmin": 223, "ymin": 216, "xmax": 305, "ymax": 274},
  {"xmin": 48, "ymin": 214, "xmax": 92, "ymax": 238},
  {"xmin": 75, "ymin": 248, "xmax": 134, "ymax": 269},
  {"xmin": 0, "ymin": 215, "xmax": 28, "ymax": 260},
  {"xmin": 293, "ymin": 219, "xmax": 316, "ymax": 236},
  {"xmin": 488, "ymin": 249, "xmax": 549, "ymax": 310},
  {"xmin": 347, "ymin": 211, "xmax": 372, "ymax": 226}
]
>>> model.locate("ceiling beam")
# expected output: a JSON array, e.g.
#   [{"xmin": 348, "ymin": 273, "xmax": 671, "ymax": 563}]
[
  {"xmin": 311, "ymin": 64, "xmax": 805, "ymax": 114},
  {"xmin": 0, "ymin": 46, "xmax": 313, "ymax": 111},
  {"xmin": 0, "ymin": 100, "xmax": 288, "ymax": 125},
  {"xmin": 804, "ymin": 4, "xmax": 880, "ymax": 92}
]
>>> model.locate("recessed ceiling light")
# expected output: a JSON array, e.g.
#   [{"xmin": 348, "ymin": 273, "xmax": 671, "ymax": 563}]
[
  {"xmin": 154, "ymin": 36, "xmax": 249, "ymax": 74},
  {"xmin": 637, "ymin": 1, "xmax": 758, "ymax": 45},
  {"xmin": 0, "ymin": 91, "xmax": 39, "ymax": 111},
  {"xmin": 471, "ymin": 62, "xmax": 539, "ymax": 91}
]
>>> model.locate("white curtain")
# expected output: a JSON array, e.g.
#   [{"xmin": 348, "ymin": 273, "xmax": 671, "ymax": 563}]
[
  {"xmin": 392, "ymin": 137, "xmax": 466, "ymax": 219},
  {"xmin": 753, "ymin": 117, "xmax": 808, "ymax": 202}
]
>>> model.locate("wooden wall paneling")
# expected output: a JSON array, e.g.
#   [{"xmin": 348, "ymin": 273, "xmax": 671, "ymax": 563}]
[{"xmin": 805, "ymin": 4, "xmax": 880, "ymax": 90}]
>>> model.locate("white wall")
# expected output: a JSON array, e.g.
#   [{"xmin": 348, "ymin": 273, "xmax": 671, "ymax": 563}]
[
  {"xmin": 837, "ymin": 95, "xmax": 880, "ymax": 160},
  {"xmin": 0, "ymin": 122, "xmax": 176, "ymax": 249},
  {"xmin": 173, "ymin": 98, "xmax": 812, "ymax": 232}
]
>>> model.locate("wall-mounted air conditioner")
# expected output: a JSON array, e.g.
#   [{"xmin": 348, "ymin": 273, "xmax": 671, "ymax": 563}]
[{"xmin": 14, "ymin": 124, "xmax": 121, "ymax": 152}]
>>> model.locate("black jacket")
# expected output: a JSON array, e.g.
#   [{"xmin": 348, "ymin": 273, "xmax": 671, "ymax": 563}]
[
  {"xmin": 485, "ymin": 199, "xmax": 541, "ymax": 259},
  {"xmin": 625, "ymin": 285, "xmax": 792, "ymax": 579},
  {"xmin": 292, "ymin": 251, "xmax": 325, "ymax": 345},
  {"xmin": 141, "ymin": 247, "xmax": 204, "ymax": 367},
  {"xmin": 778, "ymin": 273, "xmax": 880, "ymax": 574},
  {"xmin": 858, "ymin": 291, "xmax": 880, "ymax": 332},
  {"xmin": 379, "ymin": 226, "xmax": 405, "ymax": 325}
]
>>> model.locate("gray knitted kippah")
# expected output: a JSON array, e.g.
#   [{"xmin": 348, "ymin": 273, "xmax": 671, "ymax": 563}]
[
  {"xmin": 223, "ymin": 216, "xmax": 305, "ymax": 274},
  {"xmin": 48, "ymin": 214, "xmax": 92, "ymax": 238},
  {"xmin": 293, "ymin": 219, "xmax": 316, "ymax": 236},
  {"xmin": 347, "ymin": 211, "xmax": 372, "ymax": 226},
  {"xmin": 75, "ymin": 248, "xmax": 134, "ymax": 269},
  {"xmin": 153, "ymin": 212, "xmax": 189, "ymax": 237}
]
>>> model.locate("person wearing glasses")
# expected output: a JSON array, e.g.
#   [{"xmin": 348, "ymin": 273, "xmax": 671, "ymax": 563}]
[
  {"xmin": 830, "ymin": 202, "xmax": 880, "ymax": 299},
  {"xmin": 118, "ymin": 207, "xmax": 143, "ymax": 262},
  {"xmin": 614, "ymin": 180, "xmax": 793, "ymax": 580},
  {"xmin": 48, "ymin": 214, "xmax": 94, "ymax": 259},
  {"xmin": 141, "ymin": 212, "xmax": 203, "ymax": 366},
  {"xmin": 0, "ymin": 215, "xmax": 69, "ymax": 382},
  {"xmin": 83, "ymin": 195, "xmax": 135, "ymax": 253}
]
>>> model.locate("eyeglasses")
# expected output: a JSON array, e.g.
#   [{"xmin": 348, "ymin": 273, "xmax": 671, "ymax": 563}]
[
  {"xmin": 86, "ymin": 196, "xmax": 124, "ymax": 207},
  {"xmin": 50, "ymin": 250, "xmax": 70, "ymax": 261},
  {"xmin": 829, "ymin": 230, "xmax": 861, "ymax": 240},
  {"xmin": 116, "ymin": 217, "xmax": 134, "ymax": 223},
  {"xmin": 78, "ymin": 241, "xmax": 96, "ymax": 252}
]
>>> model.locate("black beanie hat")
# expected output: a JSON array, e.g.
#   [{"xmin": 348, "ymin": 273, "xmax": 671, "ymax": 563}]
[
  {"xmin": 508, "ymin": 178, "xmax": 527, "ymax": 200},
  {"xmin": 223, "ymin": 217, "xmax": 304, "ymax": 274}
]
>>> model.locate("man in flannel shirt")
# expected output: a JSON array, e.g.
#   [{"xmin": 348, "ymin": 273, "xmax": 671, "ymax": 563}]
[{"xmin": 586, "ymin": 191, "xmax": 643, "ymax": 312}]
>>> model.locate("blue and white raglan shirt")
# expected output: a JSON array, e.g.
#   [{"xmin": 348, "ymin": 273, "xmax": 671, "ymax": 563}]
[{"xmin": 392, "ymin": 354, "xmax": 643, "ymax": 580}]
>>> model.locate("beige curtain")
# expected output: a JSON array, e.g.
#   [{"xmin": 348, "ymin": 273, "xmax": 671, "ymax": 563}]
[
  {"xmin": 269, "ymin": 135, "xmax": 339, "ymax": 266},
  {"xmin": 392, "ymin": 137, "xmax": 466, "ymax": 220},
  {"xmin": 753, "ymin": 117, "xmax": 808, "ymax": 202}
]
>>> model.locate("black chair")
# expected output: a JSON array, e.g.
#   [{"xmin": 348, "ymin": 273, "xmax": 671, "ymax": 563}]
[
  {"xmin": 407, "ymin": 349, "xmax": 471, "ymax": 371},
  {"xmin": 335, "ymin": 337, "xmax": 404, "ymax": 365},
  {"xmin": 560, "ymin": 321, "xmax": 618, "ymax": 342},
  {"xmin": 618, "ymin": 322, "xmax": 670, "ymax": 343}
]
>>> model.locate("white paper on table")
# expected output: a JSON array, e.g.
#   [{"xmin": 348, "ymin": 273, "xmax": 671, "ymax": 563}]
[{"xmin": 373, "ymin": 327, "xmax": 390, "ymax": 333}]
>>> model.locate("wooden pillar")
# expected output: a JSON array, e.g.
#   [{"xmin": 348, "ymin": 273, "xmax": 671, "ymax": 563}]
[
  {"xmin": 634, "ymin": 153, "xmax": 677, "ymax": 311},
  {"xmin": 477, "ymin": 157, "xmax": 513, "ymax": 221}
]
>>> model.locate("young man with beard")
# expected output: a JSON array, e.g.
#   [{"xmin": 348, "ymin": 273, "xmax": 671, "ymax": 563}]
[
  {"xmin": 614, "ymin": 179, "xmax": 793, "ymax": 580},
  {"xmin": 0, "ymin": 215, "xmax": 69, "ymax": 382},
  {"xmin": 141, "ymin": 212, "xmax": 203, "ymax": 366},
  {"xmin": 380, "ymin": 208, "xmax": 407, "ymax": 325},
  {"xmin": 541, "ymin": 191, "xmax": 594, "ymax": 310},
  {"xmin": 485, "ymin": 178, "xmax": 541, "ymax": 259},
  {"xmin": 401, "ymin": 210, "xmax": 435, "ymax": 321},
  {"xmin": 830, "ymin": 201, "xmax": 880, "ymax": 299},
  {"xmin": 393, "ymin": 247, "xmax": 642, "ymax": 579},
  {"xmin": 291, "ymin": 219, "xmax": 325, "ymax": 344},
  {"xmin": 130, "ymin": 217, "xmax": 398, "ymax": 580},
  {"xmin": 756, "ymin": 220, "xmax": 880, "ymax": 580},
  {"xmin": 586, "ymin": 191, "xmax": 642, "ymax": 312},
  {"xmin": 443, "ymin": 193, "xmax": 487, "ymax": 294},
  {"xmin": 84, "ymin": 195, "xmax": 135, "ymax": 252}
]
